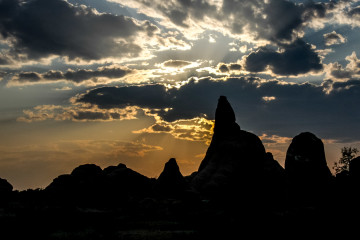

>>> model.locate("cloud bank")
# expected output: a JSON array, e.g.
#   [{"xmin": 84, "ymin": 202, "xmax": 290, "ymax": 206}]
[{"xmin": 55, "ymin": 76, "xmax": 360, "ymax": 142}]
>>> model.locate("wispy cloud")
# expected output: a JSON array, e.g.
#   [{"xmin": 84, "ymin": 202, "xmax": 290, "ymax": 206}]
[{"xmin": 9, "ymin": 65, "xmax": 133, "ymax": 86}]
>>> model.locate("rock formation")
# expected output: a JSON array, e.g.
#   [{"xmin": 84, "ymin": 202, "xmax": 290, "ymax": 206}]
[
  {"xmin": 46, "ymin": 163, "xmax": 152, "ymax": 205},
  {"xmin": 263, "ymin": 152, "xmax": 286, "ymax": 205},
  {"xmin": 349, "ymin": 156, "xmax": 360, "ymax": 180},
  {"xmin": 285, "ymin": 132, "xmax": 333, "ymax": 206},
  {"xmin": 102, "ymin": 163, "xmax": 152, "ymax": 195},
  {"xmin": 71, "ymin": 164, "xmax": 103, "ymax": 179},
  {"xmin": 154, "ymin": 158, "xmax": 189, "ymax": 197},
  {"xmin": 0, "ymin": 177, "xmax": 13, "ymax": 193},
  {"xmin": 191, "ymin": 96, "xmax": 284, "ymax": 204}
]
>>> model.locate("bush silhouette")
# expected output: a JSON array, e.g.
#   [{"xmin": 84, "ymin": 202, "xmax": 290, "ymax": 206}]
[{"xmin": 333, "ymin": 147, "xmax": 359, "ymax": 174}]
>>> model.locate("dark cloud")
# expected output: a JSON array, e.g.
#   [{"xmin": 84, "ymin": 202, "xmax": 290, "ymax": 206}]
[
  {"xmin": 167, "ymin": 9, "xmax": 189, "ymax": 27},
  {"xmin": 0, "ymin": 0, "xmax": 157, "ymax": 61},
  {"xmin": 302, "ymin": 1, "xmax": 327, "ymax": 20},
  {"xmin": 218, "ymin": 64, "xmax": 229, "ymax": 73},
  {"xmin": 69, "ymin": 109, "xmax": 136, "ymax": 121},
  {"xmin": 0, "ymin": 71, "xmax": 6, "ymax": 80},
  {"xmin": 17, "ymin": 72, "xmax": 42, "ymax": 82},
  {"xmin": 348, "ymin": 6, "xmax": 360, "ymax": 17},
  {"xmin": 330, "ymin": 68, "xmax": 353, "ymax": 79},
  {"xmin": 128, "ymin": 0, "xmax": 337, "ymax": 44},
  {"xmin": 229, "ymin": 63, "xmax": 242, "ymax": 71},
  {"xmin": 14, "ymin": 66, "xmax": 133, "ymax": 84},
  {"xmin": 245, "ymin": 39, "xmax": 322, "ymax": 75},
  {"xmin": 164, "ymin": 0, "xmax": 217, "ymax": 27},
  {"xmin": 75, "ymin": 77, "xmax": 360, "ymax": 142},
  {"xmin": 217, "ymin": 63, "xmax": 242, "ymax": 73},
  {"xmin": 323, "ymin": 31, "xmax": 346, "ymax": 46},
  {"xmin": 151, "ymin": 124, "xmax": 172, "ymax": 132},
  {"xmin": 261, "ymin": 0, "xmax": 303, "ymax": 41},
  {"xmin": 0, "ymin": 55, "xmax": 12, "ymax": 65},
  {"xmin": 77, "ymin": 84, "xmax": 170, "ymax": 109},
  {"xmin": 162, "ymin": 60, "xmax": 192, "ymax": 68},
  {"xmin": 223, "ymin": 0, "xmax": 334, "ymax": 43}
]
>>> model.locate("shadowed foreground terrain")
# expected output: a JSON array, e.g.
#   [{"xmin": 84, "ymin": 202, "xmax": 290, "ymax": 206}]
[{"xmin": 1, "ymin": 96, "xmax": 360, "ymax": 239}]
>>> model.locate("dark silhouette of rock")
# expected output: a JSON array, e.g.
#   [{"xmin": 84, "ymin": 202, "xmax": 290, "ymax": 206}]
[
  {"xmin": 0, "ymin": 177, "xmax": 13, "ymax": 193},
  {"xmin": 102, "ymin": 163, "xmax": 152, "ymax": 195},
  {"xmin": 46, "ymin": 174, "xmax": 75, "ymax": 193},
  {"xmin": 213, "ymin": 95, "xmax": 241, "ymax": 139},
  {"xmin": 184, "ymin": 171, "xmax": 198, "ymax": 182},
  {"xmin": 71, "ymin": 164, "xmax": 102, "ymax": 179},
  {"xmin": 347, "ymin": 157, "xmax": 360, "ymax": 212},
  {"xmin": 349, "ymin": 156, "xmax": 360, "ymax": 180},
  {"xmin": 46, "ymin": 164, "xmax": 104, "ymax": 206},
  {"xmin": 46, "ymin": 163, "xmax": 153, "ymax": 206},
  {"xmin": 191, "ymin": 96, "xmax": 284, "ymax": 204},
  {"xmin": 285, "ymin": 132, "xmax": 333, "ymax": 206},
  {"xmin": 263, "ymin": 152, "xmax": 286, "ymax": 206},
  {"xmin": 264, "ymin": 152, "xmax": 285, "ymax": 177},
  {"xmin": 71, "ymin": 164, "xmax": 103, "ymax": 195},
  {"xmin": 154, "ymin": 158, "xmax": 189, "ymax": 197}
]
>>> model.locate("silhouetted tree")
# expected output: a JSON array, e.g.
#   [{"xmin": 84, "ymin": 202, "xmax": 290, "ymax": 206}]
[{"xmin": 333, "ymin": 147, "xmax": 359, "ymax": 174}]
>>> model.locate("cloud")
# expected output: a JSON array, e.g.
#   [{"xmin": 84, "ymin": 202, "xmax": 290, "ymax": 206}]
[
  {"xmin": 0, "ymin": 71, "xmax": 5, "ymax": 81},
  {"xmin": 17, "ymin": 100, "xmax": 214, "ymax": 143},
  {"xmin": 134, "ymin": 117, "xmax": 214, "ymax": 144},
  {"xmin": 259, "ymin": 133, "xmax": 292, "ymax": 164},
  {"xmin": 162, "ymin": 60, "xmax": 192, "ymax": 68},
  {"xmin": 217, "ymin": 63, "xmax": 242, "ymax": 73},
  {"xmin": 11, "ymin": 65, "xmax": 133, "ymax": 85},
  {"xmin": 218, "ymin": 64, "xmax": 229, "ymax": 73},
  {"xmin": 244, "ymin": 39, "xmax": 322, "ymax": 75},
  {"xmin": 0, "ymin": 0, "xmax": 158, "ymax": 62},
  {"xmin": 323, "ymin": 31, "xmax": 346, "ymax": 46},
  {"xmin": 226, "ymin": 0, "xmax": 304, "ymax": 42},
  {"xmin": 113, "ymin": 0, "xmax": 218, "ymax": 31},
  {"xmin": 0, "ymin": 54, "xmax": 13, "ymax": 65},
  {"xmin": 112, "ymin": 0, "xmax": 334, "ymax": 44},
  {"xmin": 76, "ymin": 84, "xmax": 170, "ymax": 110},
  {"xmin": 262, "ymin": 96, "xmax": 276, "ymax": 102},
  {"xmin": 347, "ymin": 6, "xmax": 360, "ymax": 19},
  {"xmin": 325, "ymin": 52, "xmax": 360, "ymax": 80},
  {"xmin": 326, "ymin": 2, "xmax": 360, "ymax": 28},
  {"xmin": 15, "ymin": 72, "xmax": 42, "ymax": 82},
  {"xmin": 17, "ymin": 104, "xmax": 140, "ymax": 122},
  {"xmin": 72, "ymin": 76, "xmax": 360, "ymax": 142}
]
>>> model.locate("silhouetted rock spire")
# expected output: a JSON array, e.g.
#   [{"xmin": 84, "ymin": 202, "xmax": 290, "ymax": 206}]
[
  {"xmin": 191, "ymin": 96, "xmax": 284, "ymax": 203},
  {"xmin": 155, "ymin": 158, "xmax": 188, "ymax": 197},
  {"xmin": 214, "ymin": 96, "xmax": 238, "ymax": 130},
  {"xmin": 158, "ymin": 158, "xmax": 183, "ymax": 182},
  {"xmin": 213, "ymin": 96, "xmax": 241, "ymax": 140},
  {"xmin": 197, "ymin": 96, "xmax": 242, "ymax": 172}
]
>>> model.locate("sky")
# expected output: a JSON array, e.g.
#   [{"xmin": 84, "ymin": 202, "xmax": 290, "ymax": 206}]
[{"xmin": 1, "ymin": 0, "xmax": 360, "ymax": 190}]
